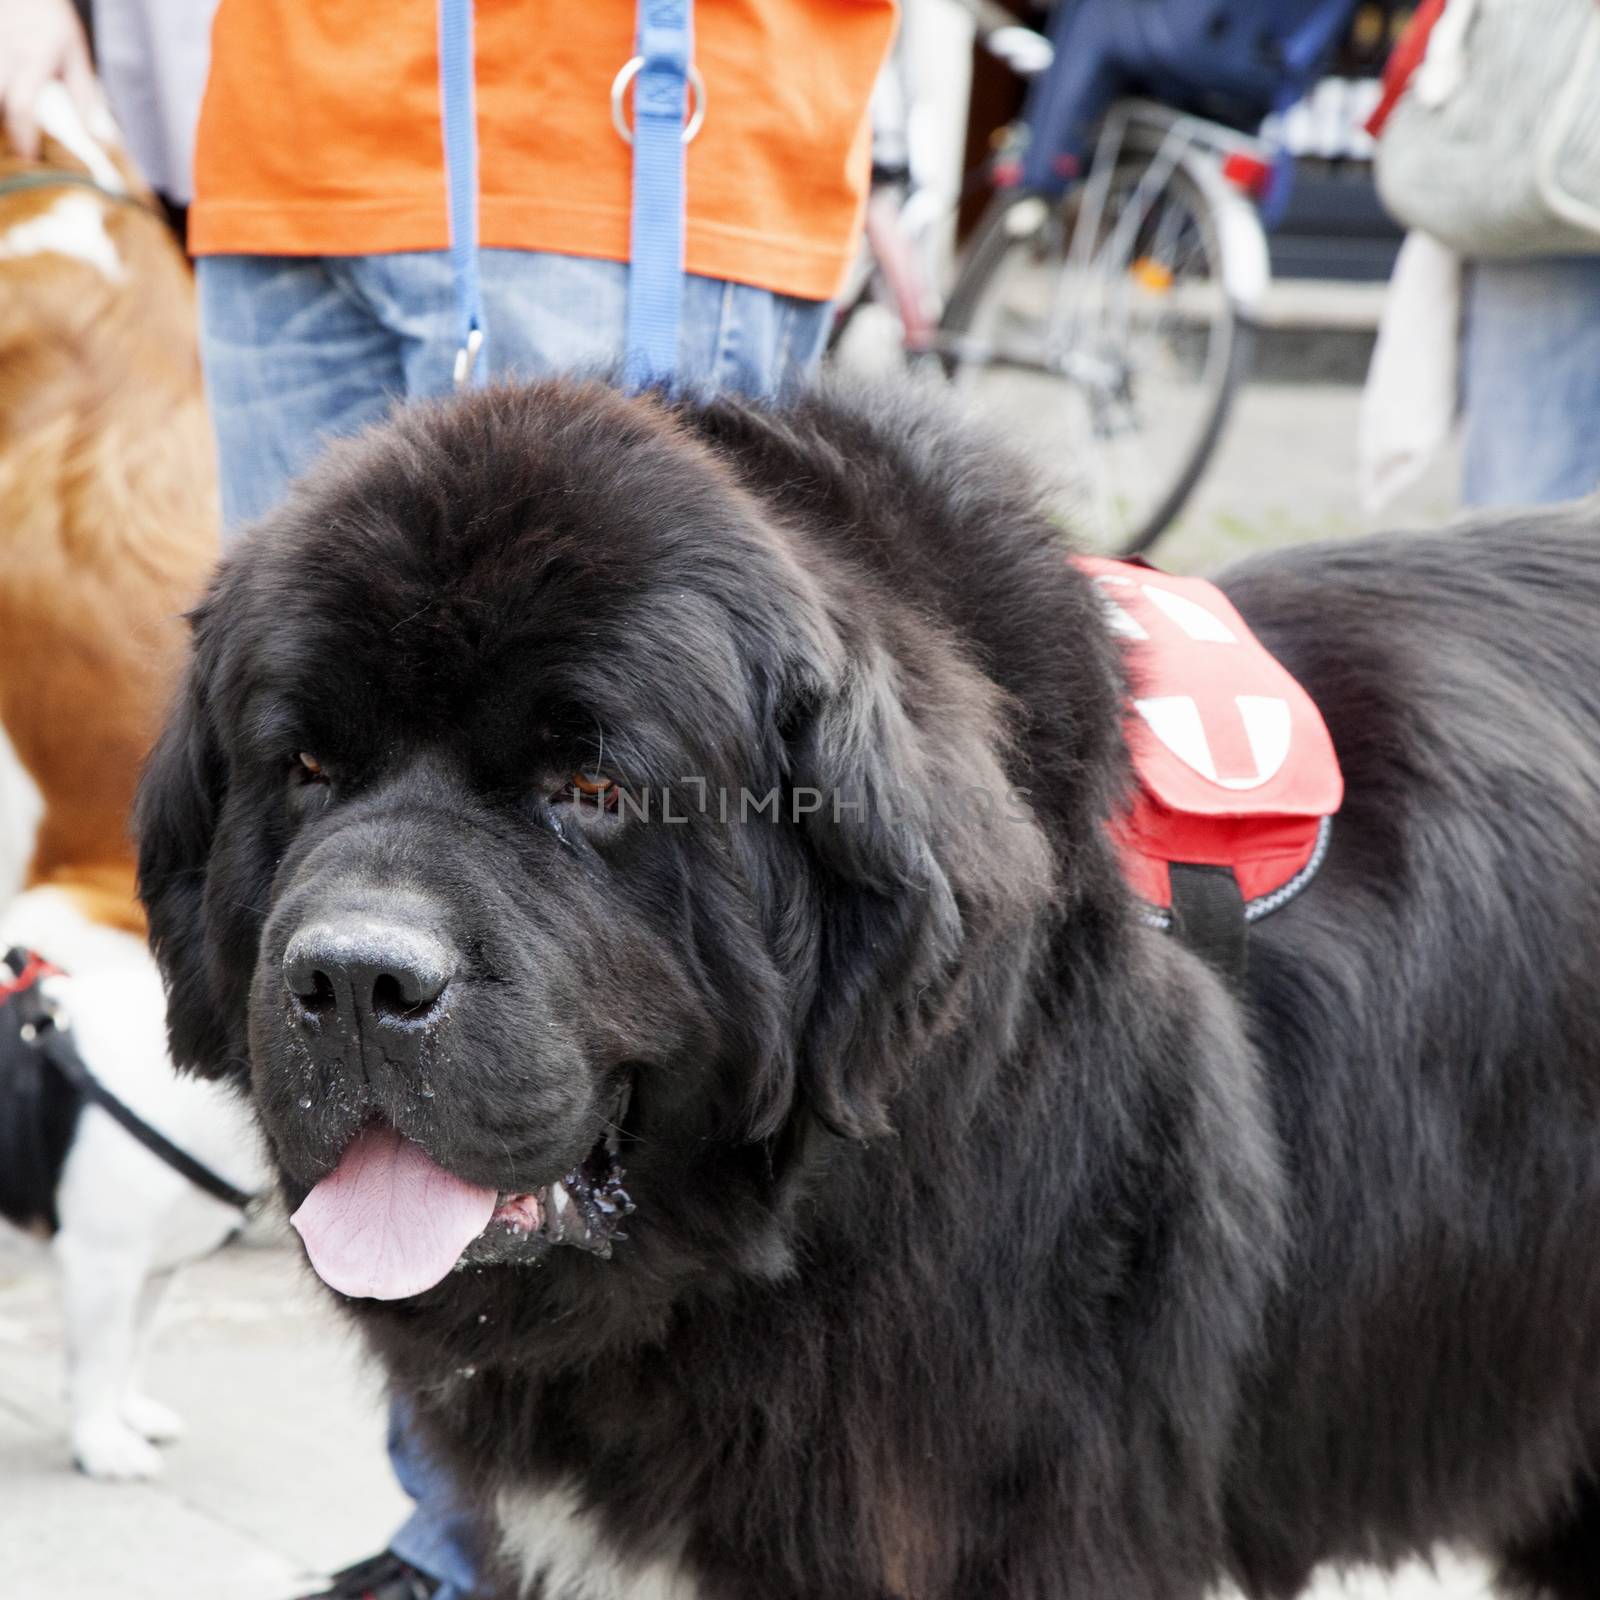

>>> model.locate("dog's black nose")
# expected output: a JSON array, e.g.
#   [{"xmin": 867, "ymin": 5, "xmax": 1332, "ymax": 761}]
[{"xmin": 284, "ymin": 922, "xmax": 455, "ymax": 1039}]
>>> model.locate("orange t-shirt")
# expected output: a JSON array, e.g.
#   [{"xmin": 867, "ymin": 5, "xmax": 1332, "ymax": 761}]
[{"xmin": 190, "ymin": 1, "xmax": 897, "ymax": 302}]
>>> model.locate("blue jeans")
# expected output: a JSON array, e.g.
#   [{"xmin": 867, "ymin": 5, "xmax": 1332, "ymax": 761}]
[
  {"xmin": 198, "ymin": 250, "xmax": 830, "ymax": 529},
  {"xmin": 383, "ymin": 1398, "xmax": 480, "ymax": 1599},
  {"xmin": 196, "ymin": 249, "xmax": 828, "ymax": 1600},
  {"xmin": 1461, "ymin": 256, "xmax": 1600, "ymax": 507}
]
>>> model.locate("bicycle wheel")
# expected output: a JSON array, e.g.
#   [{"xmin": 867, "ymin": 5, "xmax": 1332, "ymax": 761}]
[{"xmin": 940, "ymin": 158, "xmax": 1253, "ymax": 557}]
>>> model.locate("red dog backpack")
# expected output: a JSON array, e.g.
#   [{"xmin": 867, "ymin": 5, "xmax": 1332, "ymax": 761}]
[{"xmin": 1078, "ymin": 557, "xmax": 1343, "ymax": 978}]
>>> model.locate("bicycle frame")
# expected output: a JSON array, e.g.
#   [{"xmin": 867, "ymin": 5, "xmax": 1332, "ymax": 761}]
[
  {"xmin": 861, "ymin": 188, "xmax": 941, "ymax": 353},
  {"xmin": 1070, "ymin": 100, "xmax": 1272, "ymax": 322},
  {"xmin": 829, "ymin": 0, "xmax": 1350, "ymax": 554},
  {"xmin": 838, "ymin": 0, "xmax": 1278, "ymax": 389},
  {"xmin": 918, "ymin": 99, "xmax": 1271, "ymax": 374}
]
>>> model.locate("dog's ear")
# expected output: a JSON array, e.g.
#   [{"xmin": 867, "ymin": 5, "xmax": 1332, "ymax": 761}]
[
  {"xmin": 779, "ymin": 628, "xmax": 1052, "ymax": 1141},
  {"xmin": 135, "ymin": 637, "xmax": 232, "ymax": 1079}
]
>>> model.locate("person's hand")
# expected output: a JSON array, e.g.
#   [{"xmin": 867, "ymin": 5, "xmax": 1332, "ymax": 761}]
[{"xmin": 0, "ymin": 0, "xmax": 99, "ymax": 160}]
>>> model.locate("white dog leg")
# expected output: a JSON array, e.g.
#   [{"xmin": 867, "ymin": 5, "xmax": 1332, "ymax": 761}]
[
  {"xmin": 55, "ymin": 1227, "xmax": 164, "ymax": 1480},
  {"xmin": 122, "ymin": 1267, "xmax": 183, "ymax": 1442}
]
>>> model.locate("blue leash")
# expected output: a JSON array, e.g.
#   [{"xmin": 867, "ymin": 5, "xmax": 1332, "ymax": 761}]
[
  {"xmin": 438, "ymin": 0, "xmax": 485, "ymax": 386},
  {"xmin": 614, "ymin": 0, "xmax": 700, "ymax": 388},
  {"xmin": 437, "ymin": 0, "xmax": 700, "ymax": 392}
]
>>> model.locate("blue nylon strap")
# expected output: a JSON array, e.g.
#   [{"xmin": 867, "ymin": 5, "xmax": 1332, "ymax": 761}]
[
  {"xmin": 623, "ymin": 0, "xmax": 693, "ymax": 390},
  {"xmin": 437, "ymin": 0, "xmax": 691, "ymax": 392},
  {"xmin": 438, "ymin": 0, "xmax": 486, "ymax": 386}
]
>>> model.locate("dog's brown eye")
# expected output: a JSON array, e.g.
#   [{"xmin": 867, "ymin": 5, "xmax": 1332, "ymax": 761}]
[
  {"xmin": 297, "ymin": 752, "xmax": 328, "ymax": 783},
  {"xmin": 564, "ymin": 771, "xmax": 619, "ymax": 809}
]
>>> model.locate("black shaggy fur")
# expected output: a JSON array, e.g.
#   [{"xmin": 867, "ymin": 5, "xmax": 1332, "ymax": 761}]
[{"xmin": 136, "ymin": 380, "xmax": 1600, "ymax": 1600}]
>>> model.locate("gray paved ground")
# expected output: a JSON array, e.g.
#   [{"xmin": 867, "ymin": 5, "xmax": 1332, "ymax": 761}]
[
  {"xmin": 4, "ymin": 374, "xmax": 1489, "ymax": 1599},
  {"xmin": 2, "ymin": 1225, "xmax": 408, "ymax": 1598},
  {"xmin": 1158, "ymin": 372, "xmax": 1462, "ymax": 574}
]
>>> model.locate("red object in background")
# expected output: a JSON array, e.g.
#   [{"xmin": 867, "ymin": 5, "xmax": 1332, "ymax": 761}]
[
  {"xmin": 1075, "ymin": 558, "xmax": 1343, "ymax": 914},
  {"xmin": 1221, "ymin": 150, "xmax": 1275, "ymax": 199},
  {"xmin": 1366, "ymin": 0, "xmax": 1451, "ymax": 138}
]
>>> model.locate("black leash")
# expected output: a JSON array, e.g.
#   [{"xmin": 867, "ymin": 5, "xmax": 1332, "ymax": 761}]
[
  {"xmin": 34, "ymin": 1027, "xmax": 256, "ymax": 1211},
  {"xmin": 4, "ymin": 950, "xmax": 255, "ymax": 1213}
]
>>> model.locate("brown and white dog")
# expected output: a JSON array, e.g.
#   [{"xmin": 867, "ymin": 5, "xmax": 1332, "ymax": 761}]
[{"xmin": 0, "ymin": 85, "xmax": 262, "ymax": 1481}]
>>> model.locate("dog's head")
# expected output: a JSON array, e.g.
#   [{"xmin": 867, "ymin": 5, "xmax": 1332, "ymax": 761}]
[{"xmin": 136, "ymin": 383, "xmax": 1054, "ymax": 1324}]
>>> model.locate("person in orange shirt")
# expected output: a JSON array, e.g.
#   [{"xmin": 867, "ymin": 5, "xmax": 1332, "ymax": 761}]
[
  {"xmin": 191, "ymin": 5, "xmax": 894, "ymax": 1597},
  {"xmin": 194, "ymin": 0, "xmax": 896, "ymax": 527}
]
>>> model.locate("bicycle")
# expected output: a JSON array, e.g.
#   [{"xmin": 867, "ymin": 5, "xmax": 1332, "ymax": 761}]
[{"xmin": 832, "ymin": 0, "xmax": 1360, "ymax": 556}]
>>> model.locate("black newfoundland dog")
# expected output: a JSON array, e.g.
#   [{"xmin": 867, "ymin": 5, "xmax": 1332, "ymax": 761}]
[{"xmin": 137, "ymin": 380, "xmax": 1600, "ymax": 1600}]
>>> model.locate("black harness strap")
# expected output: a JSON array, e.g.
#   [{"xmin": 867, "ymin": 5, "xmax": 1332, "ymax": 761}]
[
  {"xmin": 1168, "ymin": 863, "xmax": 1249, "ymax": 987},
  {"xmin": 2, "ymin": 952, "xmax": 254, "ymax": 1213}
]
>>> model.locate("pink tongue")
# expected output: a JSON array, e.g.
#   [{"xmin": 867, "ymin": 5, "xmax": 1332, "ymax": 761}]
[{"xmin": 290, "ymin": 1126, "xmax": 497, "ymax": 1301}]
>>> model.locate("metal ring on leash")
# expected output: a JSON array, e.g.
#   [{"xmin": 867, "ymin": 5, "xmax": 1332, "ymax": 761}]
[{"xmin": 611, "ymin": 56, "xmax": 706, "ymax": 145}]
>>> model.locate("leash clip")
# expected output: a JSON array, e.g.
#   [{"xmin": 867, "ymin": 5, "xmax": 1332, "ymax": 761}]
[
  {"xmin": 611, "ymin": 55, "xmax": 706, "ymax": 145},
  {"xmin": 452, "ymin": 325, "xmax": 484, "ymax": 390},
  {"xmin": 16, "ymin": 982, "xmax": 66, "ymax": 1046}
]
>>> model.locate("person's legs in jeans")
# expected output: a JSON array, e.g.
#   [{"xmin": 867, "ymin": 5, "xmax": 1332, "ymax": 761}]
[
  {"xmin": 385, "ymin": 1399, "xmax": 480, "ymax": 1600},
  {"xmin": 1461, "ymin": 256, "xmax": 1600, "ymax": 508},
  {"xmin": 197, "ymin": 248, "xmax": 827, "ymax": 1598},
  {"xmin": 197, "ymin": 257, "xmax": 409, "ymax": 529},
  {"xmin": 341, "ymin": 247, "xmax": 828, "ymax": 399},
  {"xmin": 201, "ymin": 250, "xmax": 828, "ymax": 534}
]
